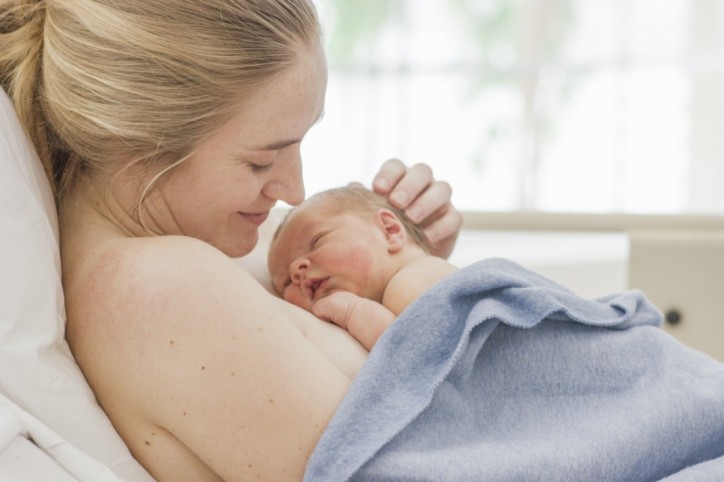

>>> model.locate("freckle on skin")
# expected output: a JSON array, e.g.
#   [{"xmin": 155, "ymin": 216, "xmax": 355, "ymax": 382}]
[
  {"xmin": 257, "ymin": 326, "xmax": 263, "ymax": 332},
  {"xmin": 183, "ymin": 411, "xmax": 187, "ymax": 416},
  {"xmin": 169, "ymin": 340, "xmax": 174, "ymax": 345},
  {"xmin": 231, "ymin": 372, "xmax": 235, "ymax": 376},
  {"xmin": 201, "ymin": 366, "xmax": 206, "ymax": 370},
  {"xmin": 144, "ymin": 440, "xmax": 150, "ymax": 446}
]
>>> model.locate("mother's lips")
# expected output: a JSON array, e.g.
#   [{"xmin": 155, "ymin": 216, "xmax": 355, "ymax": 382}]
[{"xmin": 239, "ymin": 211, "xmax": 269, "ymax": 226}]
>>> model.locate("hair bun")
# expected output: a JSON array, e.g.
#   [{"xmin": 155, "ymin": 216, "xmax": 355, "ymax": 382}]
[
  {"xmin": 0, "ymin": 0, "xmax": 45, "ymax": 31},
  {"xmin": 0, "ymin": 0, "xmax": 46, "ymax": 66}
]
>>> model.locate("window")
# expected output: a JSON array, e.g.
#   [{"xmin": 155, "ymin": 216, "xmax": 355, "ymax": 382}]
[{"xmin": 302, "ymin": 0, "xmax": 724, "ymax": 214}]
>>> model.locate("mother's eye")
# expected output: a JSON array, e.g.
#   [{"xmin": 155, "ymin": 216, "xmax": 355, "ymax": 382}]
[{"xmin": 251, "ymin": 163, "xmax": 273, "ymax": 174}]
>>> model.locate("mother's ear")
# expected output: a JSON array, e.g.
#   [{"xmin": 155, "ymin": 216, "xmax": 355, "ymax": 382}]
[{"xmin": 376, "ymin": 208, "xmax": 407, "ymax": 254}]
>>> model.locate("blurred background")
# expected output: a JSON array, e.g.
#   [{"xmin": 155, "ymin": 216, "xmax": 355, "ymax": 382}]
[{"xmin": 301, "ymin": 0, "xmax": 724, "ymax": 215}]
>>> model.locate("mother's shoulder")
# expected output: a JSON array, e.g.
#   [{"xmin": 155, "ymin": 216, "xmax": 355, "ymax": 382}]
[
  {"xmin": 100, "ymin": 235, "xmax": 249, "ymax": 287},
  {"xmin": 108, "ymin": 234, "xmax": 229, "ymax": 265},
  {"xmin": 73, "ymin": 234, "xmax": 265, "ymax": 332}
]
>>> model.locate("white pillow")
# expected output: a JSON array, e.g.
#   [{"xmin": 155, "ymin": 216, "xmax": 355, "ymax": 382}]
[{"xmin": 0, "ymin": 88, "xmax": 153, "ymax": 481}]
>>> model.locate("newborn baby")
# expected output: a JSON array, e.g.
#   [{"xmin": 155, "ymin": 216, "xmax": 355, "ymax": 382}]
[{"xmin": 268, "ymin": 184, "xmax": 457, "ymax": 350}]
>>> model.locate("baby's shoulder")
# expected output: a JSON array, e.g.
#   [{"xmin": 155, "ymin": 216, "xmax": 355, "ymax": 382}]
[{"xmin": 384, "ymin": 255, "xmax": 457, "ymax": 314}]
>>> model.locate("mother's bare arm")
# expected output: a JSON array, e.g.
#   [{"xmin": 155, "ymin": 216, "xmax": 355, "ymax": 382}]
[{"xmin": 77, "ymin": 237, "xmax": 358, "ymax": 481}]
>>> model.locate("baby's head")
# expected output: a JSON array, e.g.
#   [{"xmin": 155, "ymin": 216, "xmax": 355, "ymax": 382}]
[{"xmin": 267, "ymin": 184, "xmax": 431, "ymax": 310}]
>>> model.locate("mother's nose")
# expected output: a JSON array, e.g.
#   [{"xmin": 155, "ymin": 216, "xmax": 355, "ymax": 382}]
[{"xmin": 264, "ymin": 149, "xmax": 305, "ymax": 206}]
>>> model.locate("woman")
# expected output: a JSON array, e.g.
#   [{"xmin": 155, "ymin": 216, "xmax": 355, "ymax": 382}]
[{"xmin": 0, "ymin": 0, "xmax": 462, "ymax": 479}]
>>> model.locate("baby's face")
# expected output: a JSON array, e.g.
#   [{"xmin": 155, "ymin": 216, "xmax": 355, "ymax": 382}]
[{"xmin": 268, "ymin": 203, "xmax": 391, "ymax": 311}]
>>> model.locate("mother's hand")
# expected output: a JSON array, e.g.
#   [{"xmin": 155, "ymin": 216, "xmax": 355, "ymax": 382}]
[{"xmin": 372, "ymin": 159, "xmax": 463, "ymax": 259}]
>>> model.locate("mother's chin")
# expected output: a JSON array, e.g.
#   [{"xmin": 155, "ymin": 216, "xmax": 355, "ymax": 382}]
[{"xmin": 206, "ymin": 224, "xmax": 260, "ymax": 259}]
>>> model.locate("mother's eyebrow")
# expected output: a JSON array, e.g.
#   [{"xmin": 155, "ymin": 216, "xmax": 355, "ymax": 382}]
[{"xmin": 250, "ymin": 138, "xmax": 300, "ymax": 151}]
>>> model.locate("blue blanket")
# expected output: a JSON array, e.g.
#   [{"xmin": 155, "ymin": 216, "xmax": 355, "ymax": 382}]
[{"xmin": 304, "ymin": 258, "xmax": 724, "ymax": 481}]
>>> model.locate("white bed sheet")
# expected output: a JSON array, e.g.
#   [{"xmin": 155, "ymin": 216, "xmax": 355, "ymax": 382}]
[{"xmin": 0, "ymin": 436, "xmax": 77, "ymax": 482}]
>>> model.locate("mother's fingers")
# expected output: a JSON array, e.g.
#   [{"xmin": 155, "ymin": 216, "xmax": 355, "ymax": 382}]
[
  {"xmin": 403, "ymin": 179, "xmax": 452, "ymax": 224},
  {"xmin": 422, "ymin": 206, "xmax": 464, "ymax": 259},
  {"xmin": 372, "ymin": 158, "xmax": 408, "ymax": 195},
  {"xmin": 370, "ymin": 159, "xmax": 462, "ymax": 259},
  {"xmin": 383, "ymin": 163, "xmax": 434, "ymax": 210}
]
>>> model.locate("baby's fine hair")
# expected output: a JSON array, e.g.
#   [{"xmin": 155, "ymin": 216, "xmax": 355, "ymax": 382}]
[
  {"xmin": 0, "ymin": 0, "xmax": 319, "ymax": 207},
  {"xmin": 277, "ymin": 184, "xmax": 434, "ymax": 254}
]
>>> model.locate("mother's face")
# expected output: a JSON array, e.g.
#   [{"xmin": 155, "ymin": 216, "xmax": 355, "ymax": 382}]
[{"xmin": 154, "ymin": 43, "xmax": 327, "ymax": 258}]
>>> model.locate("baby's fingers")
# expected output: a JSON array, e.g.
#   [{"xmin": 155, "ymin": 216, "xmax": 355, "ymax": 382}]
[{"xmin": 311, "ymin": 292, "xmax": 356, "ymax": 330}]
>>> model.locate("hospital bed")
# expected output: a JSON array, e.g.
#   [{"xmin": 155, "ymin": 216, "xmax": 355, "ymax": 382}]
[{"xmin": 2, "ymin": 85, "xmax": 723, "ymax": 479}]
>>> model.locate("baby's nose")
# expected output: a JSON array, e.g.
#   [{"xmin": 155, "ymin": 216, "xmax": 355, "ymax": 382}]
[{"xmin": 290, "ymin": 258, "xmax": 309, "ymax": 283}]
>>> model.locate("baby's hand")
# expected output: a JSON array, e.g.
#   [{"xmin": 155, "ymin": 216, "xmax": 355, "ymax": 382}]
[
  {"xmin": 312, "ymin": 292, "xmax": 396, "ymax": 352},
  {"xmin": 311, "ymin": 291, "xmax": 360, "ymax": 331}
]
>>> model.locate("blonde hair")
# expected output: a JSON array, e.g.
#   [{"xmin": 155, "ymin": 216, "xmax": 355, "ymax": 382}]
[
  {"xmin": 275, "ymin": 184, "xmax": 434, "ymax": 254},
  {"xmin": 0, "ymin": 0, "xmax": 320, "ymax": 210}
]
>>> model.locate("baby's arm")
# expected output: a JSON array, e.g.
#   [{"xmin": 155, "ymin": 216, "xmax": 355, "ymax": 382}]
[{"xmin": 312, "ymin": 292, "xmax": 395, "ymax": 352}]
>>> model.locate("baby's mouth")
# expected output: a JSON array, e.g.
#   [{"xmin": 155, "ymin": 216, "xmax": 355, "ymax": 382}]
[{"xmin": 306, "ymin": 278, "xmax": 329, "ymax": 301}]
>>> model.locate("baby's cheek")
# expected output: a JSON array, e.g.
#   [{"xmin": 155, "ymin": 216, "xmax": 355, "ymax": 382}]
[{"xmin": 333, "ymin": 244, "xmax": 374, "ymax": 273}]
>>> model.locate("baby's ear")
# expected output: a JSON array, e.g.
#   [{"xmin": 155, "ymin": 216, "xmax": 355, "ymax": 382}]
[{"xmin": 376, "ymin": 208, "xmax": 407, "ymax": 253}]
